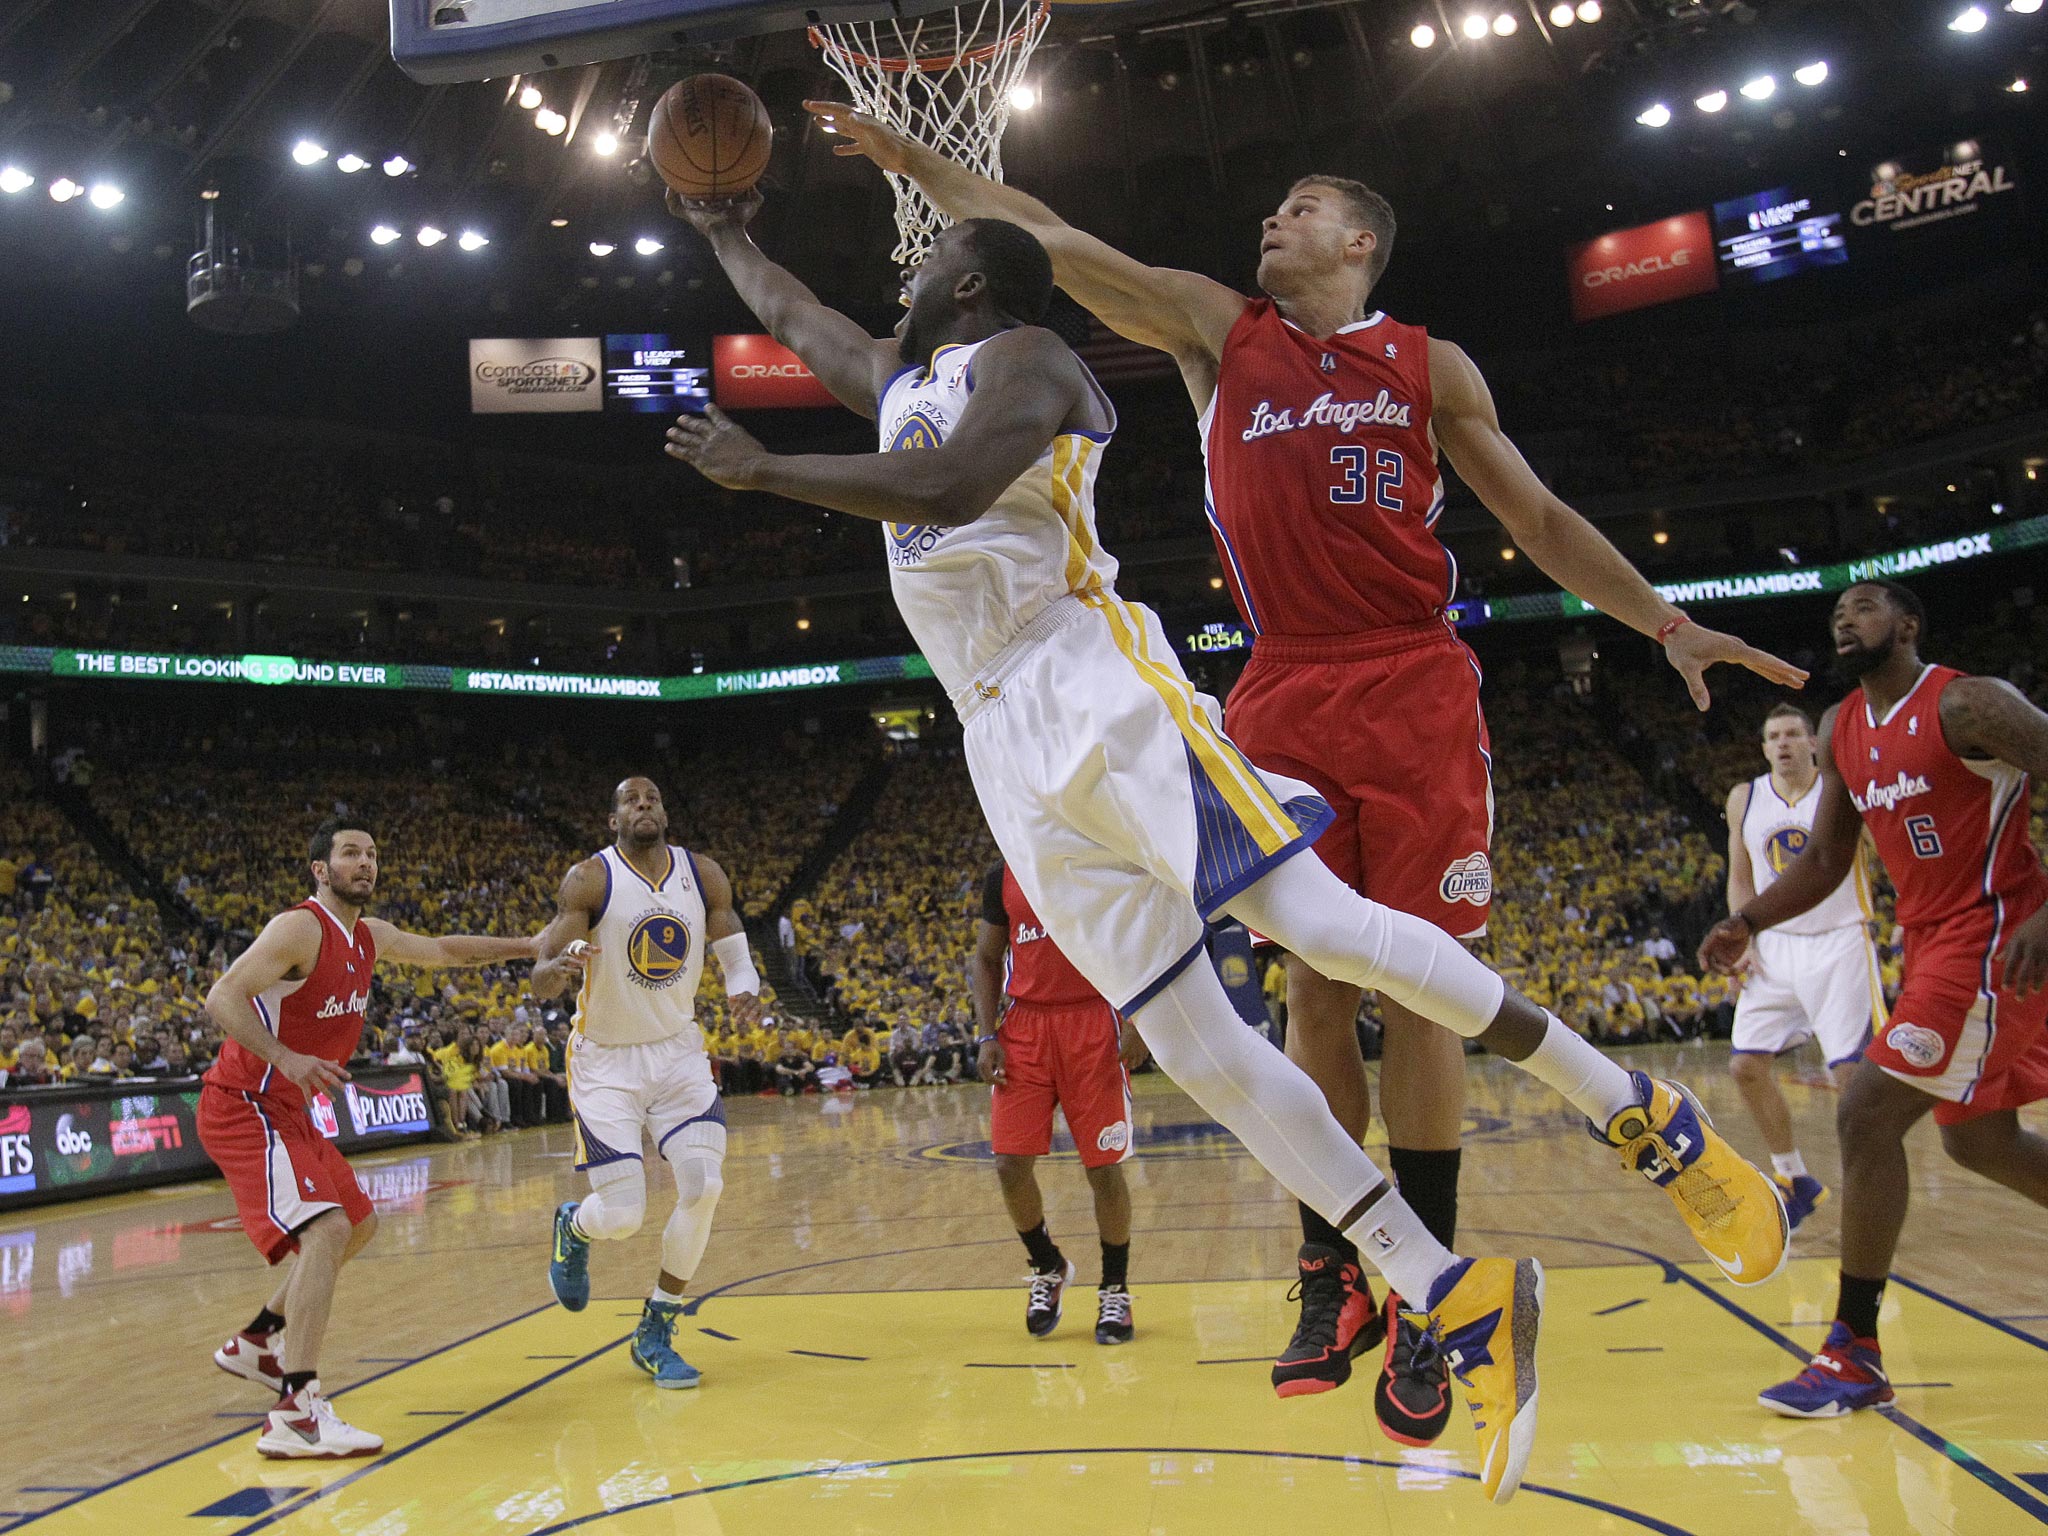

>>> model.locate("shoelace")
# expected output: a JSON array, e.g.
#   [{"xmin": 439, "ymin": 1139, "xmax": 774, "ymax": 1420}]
[
  {"xmin": 1390, "ymin": 1315, "xmax": 1446, "ymax": 1382},
  {"xmin": 1026, "ymin": 1270, "xmax": 1065, "ymax": 1311},
  {"xmin": 1098, "ymin": 1289, "xmax": 1131, "ymax": 1325},
  {"xmin": 1620, "ymin": 1130, "xmax": 1740, "ymax": 1226},
  {"xmin": 1283, "ymin": 1272, "xmax": 1345, "ymax": 1351}
]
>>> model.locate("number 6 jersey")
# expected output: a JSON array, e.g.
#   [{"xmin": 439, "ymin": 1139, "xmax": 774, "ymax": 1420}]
[{"xmin": 572, "ymin": 844, "xmax": 708, "ymax": 1048}]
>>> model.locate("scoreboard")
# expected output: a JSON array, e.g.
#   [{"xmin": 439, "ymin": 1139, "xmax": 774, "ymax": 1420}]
[
  {"xmin": 604, "ymin": 333, "xmax": 711, "ymax": 415},
  {"xmin": 1712, "ymin": 186, "xmax": 1849, "ymax": 286}
]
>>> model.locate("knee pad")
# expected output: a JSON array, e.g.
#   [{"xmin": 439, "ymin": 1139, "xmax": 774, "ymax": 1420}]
[
  {"xmin": 578, "ymin": 1160, "xmax": 648, "ymax": 1239},
  {"xmin": 662, "ymin": 1121, "xmax": 727, "ymax": 1210}
]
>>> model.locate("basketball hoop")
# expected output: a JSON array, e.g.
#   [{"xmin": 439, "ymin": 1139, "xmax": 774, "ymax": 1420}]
[{"xmin": 810, "ymin": 0, "xmax": 1049, "ymax": 266}]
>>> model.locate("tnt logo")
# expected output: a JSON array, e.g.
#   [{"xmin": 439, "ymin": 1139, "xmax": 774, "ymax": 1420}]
[
  {"xmin": 1886, "ymin": 1022, "xmax": 1946, "ymax": 1070},
  {"xmin": 1096, "ymin": 1122, "xmax": 1131, "ymax": 1154},
  {"xmin": 1439, "ymin": 852, "xmax": 1493, "ymax": 906}
]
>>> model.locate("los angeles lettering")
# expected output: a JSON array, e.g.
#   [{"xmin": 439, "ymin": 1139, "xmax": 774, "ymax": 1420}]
[
  {"xmin": 315, "ymin": 991, "xmax": 371, "ymax": 1020},
  {"xmin": 1851, "ymin": 771, "xmax": 1932, "ymax": 815},
  {"xmin": 1243, "ymin": 389, "xmax": 1414, "ymax": 442}
]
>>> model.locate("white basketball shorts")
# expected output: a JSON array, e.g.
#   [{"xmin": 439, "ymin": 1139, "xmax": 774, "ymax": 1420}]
[
  {"xmin": 959, "ymin": 591, "xmax": 1332, "ymax": 1015},
  {"xmin": 1731, "ymin": 923, "xmax": 1884, "ymax": 1067},
  {"xmin": 568, "ymin": 1029, "xmax": 725, "ymax": 1171}
]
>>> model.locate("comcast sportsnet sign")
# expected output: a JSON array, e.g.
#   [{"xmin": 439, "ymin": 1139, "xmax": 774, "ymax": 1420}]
[
  {"xmin": 1566, "ymin": 213, "xmax": 1717, "ymax": 322},
  {"xmin": 713, "ymin": 335, "xmax": 840, "ymax": 409}
]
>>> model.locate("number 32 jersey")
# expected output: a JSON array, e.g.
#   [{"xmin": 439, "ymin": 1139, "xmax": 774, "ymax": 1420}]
[{"xmin": 1200, "ymin": 299, "xmax": 1451, "ymax": 637}]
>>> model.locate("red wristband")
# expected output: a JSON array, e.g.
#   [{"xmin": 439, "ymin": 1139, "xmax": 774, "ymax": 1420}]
[{"xmin": 1655, "ymin": 613, "xmax": 1692, "ymax": 645}]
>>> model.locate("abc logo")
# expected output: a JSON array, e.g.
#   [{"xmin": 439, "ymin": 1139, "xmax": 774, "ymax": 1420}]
[
  {"xmin": 627, "ymin": 913, "xmax": 691, "ymax": 988},
  {"xmin": 1765, "ymin": 826, "xmax": 1809, "ymax": 874},
  {"xmin": 54, "ymin": 1114, "xmax": 94, "ymax": 1157}
]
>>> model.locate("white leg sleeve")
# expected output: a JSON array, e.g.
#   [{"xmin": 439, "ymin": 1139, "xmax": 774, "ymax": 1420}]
[
  {"xmin": 573, "ymin": 1158, "xmax": 647, "ymax": 1241},
  {"xmin": 1224, "ymin": 851, "xmax": 1505, "ymax": 1038},
  {"xmin": 1132, "ymin": 956, "xmax": 1387, "ymax": 1223},
  {"xmin": 659, "ymin": 1122, "xmax": 726, "ymax": 1284}
]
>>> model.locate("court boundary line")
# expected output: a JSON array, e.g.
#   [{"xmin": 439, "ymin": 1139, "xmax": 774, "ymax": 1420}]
[{"xmin": 1886, "ymin": 1272, "xmax": 2048, "ymax": 1353}]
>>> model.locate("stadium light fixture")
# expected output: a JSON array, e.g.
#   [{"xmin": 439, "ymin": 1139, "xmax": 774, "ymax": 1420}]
[
  {"xmin": 2009, "ymin": 76, "xmax": 2029, "ymax": 91},
  {"xmin": 1493, "ymin": 12, "xmax": 1517, "ymax": 35},
  {"xmin": 370, "ymin": 224, "xmax": 401, "ymax": 245},
  {"xmin": 796, "ymin": 617, "xmax": 812, "ymax": 631},
  {"xmin": 1794, "ymin": 61, "xmax": 1828, "ymax": 86},
  {"xmin": 49, "ymin": 177, "xmax": 81, "ymax": 202},
  {"xmin": 1209, "ymin": 575, "xmax": 1225, "ymax": 589},
  {"xmin": 1500, "ymin": 547, "xmax": 1516, "ymax": 561},
  {"xmin": 1695, "ymin": 89, "xmax": 1728, "ymax": 112},
  {"xmin": 383, "ymin": 154, "xmax": 412, "ymax": 177},
  {"xmin": 589, "ymin": 241, "xmax": 615, "ymax": 256},
  {"xmin": 2012, "ymin": 0, "xmax": 2044, "ymax": 11},
  {"xmin": 0, "ymin": 166, "xmax": 31, "ymax": 194},
  {"xmin": 292, "ymin": 139, "xmax": 328, "ymax": 166},
  {"xmin": 1576, "ymin": 0, "xmax": 1601, "ymax": 20},
  {"xmin": 458, "ymin": 229, "xmax": 489, "ymax": 251},
  {"xmin": 87, "ymin": 182, "xmax": 123, "ymax": 209},
  {"xmin": 1462, "ymin": 14, "xmax": 1490, "ymax": 40},
  {"xmin": 550, "ymin": 216, "xmax": 569, "ymax": 227},
  {"xmin": 1636, "ymin": 102, "xmax": 1672, "ymax": 127},
  {"xmin": 593, "ymin": 130, "xmax": 620, "ymax": 155},
  {"xmin": 1550, "ymin": 3, "xmax": 1574, "ymax": 25},
  {"xmin": 535, "ymin": 108, "xmax": 567, "ymax": 135},
  {"xmin": 1410, "ymin": 22, "xmax": 1436, "ymax": 47},
  {"xmin": 336, "ymin": 153, "xmax": 369, "ymax": 174},
  {"xmin": 1740, "ymin": 74, "xmax": 1776, "ymax": 100},
  {"xmin": 1008, "ymin": 82, "xmax": 1038, "ymax": 110},
  {"xmin": 1652, "ymin": 530, "xmax": 1670, "ymax": 545},
  {"xmin": 416, "ymin": 224, "xmax": 446, "ymax": 247},
  {"xmin": 1949, "ymin": 5, "xmax": 1988, "ymax": 30},
  {"xmin": 518, "ymin": 83, "xmax": 545, "ymax": 110},
  {"xmin": 634, "ymin": 236, "xmax": 664, "ymax": 255}
]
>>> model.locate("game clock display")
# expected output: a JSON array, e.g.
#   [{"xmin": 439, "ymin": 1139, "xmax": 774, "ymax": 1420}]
[
  {"xmin": 604, "ymin": 333, "xmax": 711, "ymax": 415},
  {"xmin": 1713, "ymin": 186, "xmax": 1849, "ymax": 285}
]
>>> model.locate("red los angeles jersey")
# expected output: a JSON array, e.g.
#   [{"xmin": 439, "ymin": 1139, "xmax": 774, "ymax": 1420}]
[
  {"xmin": 206, "ymin": 898, "xmax": 377, "ymax": 1107},
  {"xmin": 982, "ymin": 864, "xmax": 1105, "ymax": 1008},
  {"xmin": 1832, "ymin": 665, "xmax": 2048, "ymax": 929},
  {"xmin": 1200, "ymin": 299, "xmax": 1452, "ymax": 636}
]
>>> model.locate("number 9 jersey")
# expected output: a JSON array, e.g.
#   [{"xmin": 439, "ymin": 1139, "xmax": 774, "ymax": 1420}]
[
  {"xmin": 1200, "ymin": 299, "xmax": 1450, "ymax": 637},
  {"xmin": 571, "ymin": 845, "xmax": 709, "ymax": 1049}
]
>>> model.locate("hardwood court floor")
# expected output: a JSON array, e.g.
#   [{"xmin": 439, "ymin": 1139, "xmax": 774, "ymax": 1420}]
[{"xmin": 2, "ymin": 1042, "xmax": 2044, "ymax": 1535}]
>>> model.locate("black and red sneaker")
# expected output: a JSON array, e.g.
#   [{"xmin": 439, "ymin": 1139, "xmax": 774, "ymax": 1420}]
[
  {"xmin": 1372, "ymin": 1295, "xmax": 1453, "ymax": 1445},
  {"xmin": 1271, "ymin": 1243, "xmax": 1386, "ymax": 1398}
]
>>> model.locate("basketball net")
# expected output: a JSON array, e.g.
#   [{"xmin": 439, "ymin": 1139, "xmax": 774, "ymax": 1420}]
[{"xmin": 810, "ymin": 0, "xmax": 1049, "ymax": 266}]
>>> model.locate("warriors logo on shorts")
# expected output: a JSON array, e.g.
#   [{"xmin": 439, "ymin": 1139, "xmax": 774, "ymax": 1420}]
[
  {"xmin": 1440, "ymin": 852, "xmax": 1493, "ymax": 906},
  {"xmin": 1886, "ymin": 1021, "xmax": 1947, "ymax": 1071},
  {"xmin": 626, "ymin": 912, "xmax": 692, "ymax": 991}
]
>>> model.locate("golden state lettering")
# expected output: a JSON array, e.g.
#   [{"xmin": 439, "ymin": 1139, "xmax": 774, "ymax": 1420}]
[{"xmin": 1243, "ymin": 389, "xmax": 1413, "ymax": 442}]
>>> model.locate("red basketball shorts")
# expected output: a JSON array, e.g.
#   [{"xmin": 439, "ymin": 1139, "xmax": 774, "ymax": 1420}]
[
  {"xmin": 990, "ymin": 999, "xmax": 1134, "ymax": 1167},
  {"xmin": 1866, "ymin": 898, "xmax": 2048, "ymax": 1126},
  {"xmin": 1226, "ymin": 620, "xmax": 1493, "ymax": 939},
  {"xmin": 198, "ymin": 1083, "xmax": 373, "ymax": 1264}
]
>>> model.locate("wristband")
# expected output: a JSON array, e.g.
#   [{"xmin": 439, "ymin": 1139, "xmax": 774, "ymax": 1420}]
[
  {"xmin": 711, "ymin": 932, "xmax": 760, "ymax": 996},
  {"xmin": 974, "ymin": 1034, "xmax": 997, "ymax": 1049},
  {"xmin": 1655, "ymin": 613, "xmax": 1693, "ymax": 645}
]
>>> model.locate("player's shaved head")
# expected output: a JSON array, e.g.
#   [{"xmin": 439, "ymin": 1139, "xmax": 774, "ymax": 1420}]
[{"xmin": 612, "ymin": 776, "xmax": 663, "ymax": 809}]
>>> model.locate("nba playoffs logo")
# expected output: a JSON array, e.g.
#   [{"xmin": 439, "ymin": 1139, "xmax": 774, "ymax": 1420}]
[
  {"xmin": 627, "ymin": 913, "xmax": 692, "ymax": 990},
  {"xmin": 1096, "ymin": 1122, "xmax": 1131, "ymax": 1154},
  {"xmin": 1886, "ymin": 1022, "xmax": 1945, "ymax": 1071},
  {"xmin": 1764, "ymin": 826, "xmax": 1809, "ymax": 874},
  {"xmin": 308, "ymin": 1093, "xmax": 342, "ymax": 1140},
  {"xmin": 1439, "ymin": 852, "xmax": 1493, "ymax": 906}
]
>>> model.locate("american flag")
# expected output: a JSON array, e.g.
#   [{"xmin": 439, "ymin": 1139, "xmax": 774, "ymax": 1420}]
[{"xmin": 1077, "ymin": 318, "xmax": 1178, "ymax": 385}]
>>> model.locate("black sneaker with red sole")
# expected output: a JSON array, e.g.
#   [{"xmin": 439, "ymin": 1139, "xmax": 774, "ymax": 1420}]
[
  {"xmin": 1271, "ymin": 1242, "xmax": 1387, "ymax": 1398},
  {"xmin": 1373, "ymin": 1294, "xmax": 1453, "ymax": 1445}
]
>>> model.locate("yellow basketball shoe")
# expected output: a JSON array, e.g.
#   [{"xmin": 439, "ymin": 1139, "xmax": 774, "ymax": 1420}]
[
  {"xmin": 1413, "ymin": 1256, "xmax": 1544, "ymax": 1505},
  {"xmin": 1594, "ymin": 1071, "xmax": 1789, "ymax": 1287}
]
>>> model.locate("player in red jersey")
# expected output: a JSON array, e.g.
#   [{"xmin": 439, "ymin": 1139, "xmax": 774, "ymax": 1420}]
[
  {"xmin": 200, "ymin": 816, "xmax": 539, "ymax": 1458},
  {"xmin": 813, "ymin": 107, "xmax": 1802, "ymax": 1437},
  {"xmin": 1702, "ymin": 581, "xmax": 2048, "ymax": 1417},
  {"xmin": 970, "ymin": 861, "xmax": 1152, "ymax": 1345}
]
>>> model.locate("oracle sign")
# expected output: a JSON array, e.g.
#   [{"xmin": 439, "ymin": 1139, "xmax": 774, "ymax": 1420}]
[
  {"xmin": 712, "ymin": 334, "xmax": 840, "ymax": 409},
  {"xmin": 1565, "ymin": 212, "xmax": 1717, "ymax": 322}
]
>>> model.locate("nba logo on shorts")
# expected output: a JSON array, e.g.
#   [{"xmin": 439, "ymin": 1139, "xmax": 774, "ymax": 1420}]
[
  {"xmin": 1439, "ymin": 852, "xmax": 1493, "ymax": 906},
  {"xmin": 1886, "ymin": 1022, "xmax": 1945, "ymax": 1070}
]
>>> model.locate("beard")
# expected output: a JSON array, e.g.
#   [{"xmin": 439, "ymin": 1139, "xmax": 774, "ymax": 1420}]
[{"xmin": 1832, "ymin": 633, "xmax": 1895, "ymax": 682}]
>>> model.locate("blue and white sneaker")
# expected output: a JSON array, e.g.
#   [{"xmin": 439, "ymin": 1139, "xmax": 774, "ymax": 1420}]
[
  {"xmin": 630, "ymin": 1300, "xmax": 701, "ymax": 1389},
  {"xmin": 549, "ymin": 1200, "xmax": 591, "ymax": 1312},
  {"xmin": 1774, "ymin": 1173, "xmax": 1830, "ymax": 1233},
  {"xmin": 1759, "ymin": 1322, "xmax": 1893, "ymax": 1417}
]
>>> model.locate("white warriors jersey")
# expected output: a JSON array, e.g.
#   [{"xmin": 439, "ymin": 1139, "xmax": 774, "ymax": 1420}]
[
  {"xmin": 572, "ymin": 844, "xmax": 708, "ymax": 1048},
  {"xmin": 878, "ymin": 336, "xmax": 1120, "ymax": 698},
  {"xmin": 1741, "ymin": 772, "xmax": 1872, "ymax": 935}
]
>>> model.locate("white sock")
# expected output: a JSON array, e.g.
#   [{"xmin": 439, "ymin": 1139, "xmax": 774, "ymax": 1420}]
[
  {"xmin": 1344, "ymin": 1190, "xmax": 1457, "ymax": 1306},
  {"xmin": 1518, "ymin": 1014, "xmax": 1640, "ymax": 1126},
  {"xmin": 651, "ymin": 1284, "xmax": 685, "ymax": 1305},
  {"xmin": 1771, "ymin": 1151, "xmax": 1807, "ymax": 1180}
]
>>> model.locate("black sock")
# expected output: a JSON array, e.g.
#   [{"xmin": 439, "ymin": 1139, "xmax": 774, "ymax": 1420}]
[
  {"xmin": 1100, "ymin": 1241, "xmax": 1130, "ymax": 1291},
  {"xmin": 1389, "ymin": 1146, "xmax": 1463, "ymax": 1250},
  {"xmin": 278, "ymin": 1369, "xmax": 316, "ymax": 1399},
  {"xmin": 1019, "ymin": 1221, "xmax": 1064, "ymax": 1273},
  {"xmin": 247, "ymin": 1307, "xmax": 287, "ymax": 1337},
  {"xmin": 1835, "ymin": 1273, "xmax": 1886, "ymax": 1341},
  {"xmin": 1298, "ymin": 1201, "xmax": 1360, "ymax": 1263}
]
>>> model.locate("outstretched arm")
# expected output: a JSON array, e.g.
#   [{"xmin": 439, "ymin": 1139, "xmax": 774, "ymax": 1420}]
[
  {"xmin": 695, "ymin": 854, "xmax": 765, "ymax": 1031},
  {"xmin": 665, "ymin": 326, "xmax": 1083, "ymax": 525},
  {"xmin": 671, "ymin": 191, "xmax": 899, "ymax": 419},
  {"xmin": 807, "ymin": 103, "xmax": 1242, "ymax": 387},
  {"xmin": 528, "ymin": 857, "xmax": 607, "ymax": 1002},
  {"xmin": 1942, "ymin": 677, "xmax": 2048, "ymax": 993},
  {"xmin": 1431, "ymin": 338, "xmax": 1808, "ymax": 711},
  {"xmin": 364, "ymin": 918, "xmax": 538, "ymax": 970}
]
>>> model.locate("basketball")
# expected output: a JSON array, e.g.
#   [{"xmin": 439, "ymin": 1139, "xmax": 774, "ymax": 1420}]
[{"xmin": 647, "ymin": 74, "xmax": 773, "ymax": 200}]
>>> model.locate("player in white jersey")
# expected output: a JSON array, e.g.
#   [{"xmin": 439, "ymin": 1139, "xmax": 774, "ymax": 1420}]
[
  {"xmin": 662, "ymin": 191, "xmax": 1788, "ymax": 1504},
  {"xmin": 530, "ymin": 776, "xmax": 764, "ymax": 1388},
  {"xmin": 1724, "ymin": 703, "xmax": 1884, "ymax": 1229}
]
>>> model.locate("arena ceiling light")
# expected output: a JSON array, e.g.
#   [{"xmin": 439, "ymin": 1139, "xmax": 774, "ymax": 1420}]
[
  {"xmin": 1636, "ymin": 101, "xmax": 1673, "ymax": 127},
  {"xmin": 292, "ymin": 139, "xmax": 328, "ymax": 166},
  {"xmin": 416, "ymin": 224, "xmax": 446, "ymax": 246},
  {"xmin": 1740, "ymin": 74, "xmax": 1777, "ymax": 100},
  {"xmin": 1461, "ymin": 14, "xmax": 1490, "ymax": 40},
  {"xmin": 592, "ymin": 130, "xmax": 620, "ymax": 155},
  {"xmin": 1794, "ymin": 61, "xmax": 1829, "ymax": 86},
  {"xmin": 1007, "ymin": 82, "xmax": 1038, "ymax": 110},
  {"xmin": 370, "ymin": 224, "xmax": 401, "ymax": 244},
  {"xmin": 382, "ymin": 154, "xmax": 412, "ymax": 176},
  {"xmin": 2011, "ymin": 0, "xmax": 2043, "ymax": 13},
  {"xmin": 0, "ymin": 166, "xmax": 31, "ymax": 194},
  {"xmin": 1949, "ymin": 5, "xmax": 1988, "ymax": 29},
  {"xmin": 1492, "ymin": 12, "xmax": 1517, "ymax": 36},
  {"xmin": 1410, "ymin": 22, "xmax": 1436, "ymax": 47},
  {"xmin": 2011, "ymin": 75, "xmax": 2030, "ymax": 90},
  {"xmin": 634, "ymin": 236, "xmax": 663, "ymax": 255},
  {"xmin": 1695, "ymin": 88, "xmax": 1729, "ymax": 112},
  {"xmin": 457, "ymin": 229, "xmax": 489, "ymax": 251},
  {"xmin": 87, "ymin": 182, "xmax": 123, "ymax": 209},
  {"xmin": 1549, "ymin": 3, "xmax": 1574, "ymax": 25},
  {"xmin": 518, "ymin": 83, "xmax": 545, "ymax": 110},
  {"xmin": 534, "ymin": 108, "xmax": 567, "ymax": 135},
  {"xmin": 589, "ymin": 240, "xmax": 615, "ymax": 255},
  {"xmin": 335, "ymin": 153, "xmax": 369, "ymax": 173},
  {"xmin": 1576, "ymin": 0, "xmax": 1601, "ymax": 20}
]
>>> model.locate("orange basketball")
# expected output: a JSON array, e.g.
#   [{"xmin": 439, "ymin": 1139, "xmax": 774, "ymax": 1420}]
[{"xmin": 647, "ymin": 74, "xmax": 773, "ymax": 200}]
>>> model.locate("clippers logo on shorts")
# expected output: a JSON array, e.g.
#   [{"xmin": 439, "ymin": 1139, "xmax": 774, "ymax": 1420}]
[
  {"xmin": 884, "ymin": 409, "xmax": 950, "ymax": 567},
  {"xmin": 1096, "ymin": 1121, "xmax": 1131, "ymax": 1153},
  {"xmin": 1763, "ymin": 826, "xmax": 1809, "ymax": 873},
  {"xmin": 626, "ymin": 912, "xmax": 692, "ymax": 990},
  {"xmin": 1439, "ymin": 852, "xmax": 1494, "ymax": 906},
  {"xmin": 1886, "ymin": 1021, "xmax": 1947, "ymax": 1070}
]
